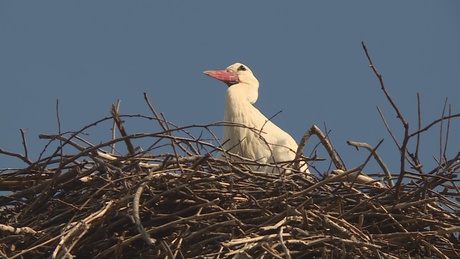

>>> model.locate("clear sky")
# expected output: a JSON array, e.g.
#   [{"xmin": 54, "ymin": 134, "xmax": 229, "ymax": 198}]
[{"xmin": 1, "ymin": 2, "xmax": 459, "ymax": 177}]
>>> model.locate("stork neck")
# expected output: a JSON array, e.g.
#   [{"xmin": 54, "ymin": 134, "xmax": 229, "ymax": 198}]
[{"xmin": 226, "ymin": 83, "xmax": 259, "ymax": 105}]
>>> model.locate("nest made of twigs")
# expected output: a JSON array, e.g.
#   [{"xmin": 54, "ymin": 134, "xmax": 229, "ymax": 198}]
[{"xmin": 1, "ymin": 113, "xmax": 459, "ymax": 258}]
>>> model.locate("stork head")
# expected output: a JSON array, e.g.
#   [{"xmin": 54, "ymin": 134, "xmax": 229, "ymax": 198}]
[{"xmin": 204, "ymin": 62, "xmax": 259, "ymax": 103}]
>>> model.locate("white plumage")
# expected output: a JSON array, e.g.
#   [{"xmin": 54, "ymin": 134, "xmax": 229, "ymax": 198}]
[{"xmin": 204, "ymin": 62, "xmax": 310, "ymax": 174}]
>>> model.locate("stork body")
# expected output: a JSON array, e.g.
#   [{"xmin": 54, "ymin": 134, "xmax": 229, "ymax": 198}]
[{"xmin": 204, "ymin": 63, "xmax": 309, "ymax": 174}]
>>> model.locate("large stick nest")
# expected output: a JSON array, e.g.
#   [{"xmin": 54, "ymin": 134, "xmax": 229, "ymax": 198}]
[{"xmin": 1, "ymin": 108, "xmax": 459, "ymax": 258}]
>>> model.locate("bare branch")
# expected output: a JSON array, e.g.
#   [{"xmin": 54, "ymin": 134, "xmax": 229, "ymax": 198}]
[
  {"xmin": 296, "ymin": 125, "xmax": 344, "ymax": 171},
  {"xmin": 362, "ymin": 41, "xmax": 409, "ymax": 196},
  {"xmin": 19, "ymin": 128, "xmax": 32, "ymax": 164},
  {"xmin": 409, "ymin": 113, "xmax": 460, "ymax": 138},
  {"xmin": 347, "ymin": 140, "xmax": 393, "ymax": 187},
  {"xmin": 111, "ymin": 99, "xmax": 121, "ymax": 154},
  {"xmin": 111, "ymin": 104, "xmax": 135, "ymax": 156},
  {"xmin": 415, "ymin": 93, "xmax": 421, "ymax": 161}
]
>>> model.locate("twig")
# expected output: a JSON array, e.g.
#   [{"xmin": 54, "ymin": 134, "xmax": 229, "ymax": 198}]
[
  {"xmin": 0, "ymin": 224, "xmax": 37, "ymax": 235},
  {"xmin": 56, "ymin": 99, "xmax": 63, "ymax": 167},
  {"xmin": 439, "ymin": 97, "xmax": 448, "ymax": 166},
  {"xmin": 161, "ymin": 240, "xmax": 175, "ymax": 259},
  {"xmin": 415, "ymin": 93, "xmax": 422, "ymax": 163},
  {"xmin": 259, "ymin": 110, "xmax": 283, "ymax": 137},
  {"xmin": 376, "ymin": 107, "xmax": 400, "ymax": 150},
  {"xmin": 160, "ymin": 112, "xmax": 187, "ymax": 173},
  {"xmin": 0, "ymin": 148, "xmax": 32, "ymax": 165},
  {"xmin": 278, "ymin": 226, "xmax": 291, "ymax": 259},
  {"xmin": 347, "ymin": 140, "xmax": 393, "ymax": 187},
  {"xmin": 289, "ymin": 165, "xmax": 370, "ymax": 201},
  {"xmin": 443, "ymin": 104, "xmax": 452, "ymax": 164},
  {"xmin": 361, "ymin": 42, "xmax": 408, "ymax": 129},
  {"xmin": 362, "ymin": 41, "xmax": 409, "ymax": 196},
  {"xmin": 111, "ymin": 105, "xmax": 135, "ymax": 156},
  {"xmin": 408, "ymin": 113, "xmax": 460, "ymax": 138},
  {"xmin": 144, "ymin": 92, "xmax": 168, "ymax": 132},
  {"xmin": 111, "ymin": 100, "xmax": 121, "ymax": 154},
  {"xmin": 133, "ymin": 170, "xmax": 156, "ymax": 247},
  {"xmin": 295, "ymin": 125, "xmax": 344, "ymax": 171},
  {"xmin": 337, "ymin": 139, "xmax": 386, "ymax": 187},
  {"xmin": 19, "ymin": 128, "xmax": 32, "ymax": 164}
]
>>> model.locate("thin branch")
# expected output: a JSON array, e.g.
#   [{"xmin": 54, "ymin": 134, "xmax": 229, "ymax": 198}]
[
  {"xmin": 0, "ymin": 149, "xmax": 32, "ymax": 165},
  {"xmin": 19, "ymin": 128, "xmax": 32, "ymax": 164},
  {"xmin": 56, "ymin": 99, "xmax": 63, "ymax": 167},
  {"xmin": 376, "ymin": 107, "xmax": 400, "ymax": 150},
  {"xmin": 362, "ymin": 41, "xmax": 409, "ymax": 196},
  {"xmin": 144, "ymin": 92, "xmax": 168, "ymax": 132},
  {"xmin": 415, "ymin": 93, "xmax": 421, "ymax": 162},
  {"xmin": 133, "ymin": 170, "xmax": 156, "ymax": 247},
  {"xmin": 347, "ymin": 140, "xmax": 394, "ymax": 187},
  {"xmin": 111, "ymin": 104, "xmax": 135, "ymax": 156},
  {"xmin": 362, "ymin": 42, "xmax": 408, "ymax": 127},
  {"xmin": 409, "ymin": 113, "xmax": 460, "ymax": 138},
  {"xmin": 295, "ymin": 125, "xmax": 344, "ymax": 171},
  {"xmin": 259, "ymin": 110, "xmax": 283, "ymax": 137},
  {"xmin": 439, "ymin": 97, "xmax": 448, "ymax": 165},
  {"xmin": 443, "ymin": 104, "xmax": 452, "ymax": 164},
  {"xmin": 111, "ymin": 100, "xmax": 121, "ymax": 154}
]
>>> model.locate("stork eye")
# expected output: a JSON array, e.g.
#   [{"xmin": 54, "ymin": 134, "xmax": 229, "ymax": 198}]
[{"xmin": 237, "ymin": 65, "xmax": 246, "ymax": 71}]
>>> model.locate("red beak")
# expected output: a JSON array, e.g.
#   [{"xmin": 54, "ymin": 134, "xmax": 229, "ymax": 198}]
[{"xmin": 203, "ymin": 69, "xmax": 239, "ymax": 84}]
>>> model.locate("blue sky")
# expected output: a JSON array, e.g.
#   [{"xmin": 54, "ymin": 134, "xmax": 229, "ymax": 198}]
[{"xmin": 1, "ymin": 2, "xmax": 459, "ymax": 177}]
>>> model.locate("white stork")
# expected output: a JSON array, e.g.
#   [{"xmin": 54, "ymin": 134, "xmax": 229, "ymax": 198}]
[{"xmin": 204, "ymin": 62, "xmax": 310, "ymax": 174}]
